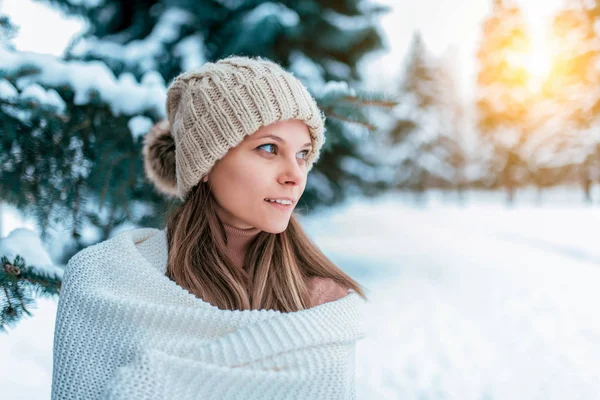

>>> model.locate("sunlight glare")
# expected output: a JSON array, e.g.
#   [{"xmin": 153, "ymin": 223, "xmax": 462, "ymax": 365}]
[
  {"xmin": 521, "ymin": 0, "xmax": 562, "ymax": 91},
  {"xmin": 524, "ymin": 33, "xmax": 553, "ymax": 90}
]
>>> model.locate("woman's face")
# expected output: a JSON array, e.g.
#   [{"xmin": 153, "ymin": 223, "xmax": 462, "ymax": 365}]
[{"xmin": 205, "ymin": 119, "xmax": 313, "ymax": 233}]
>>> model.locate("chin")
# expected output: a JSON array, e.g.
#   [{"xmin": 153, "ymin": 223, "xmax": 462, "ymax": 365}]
[{"xmin": 260, "ymin": 219, "xmax": 290, "ymax": 234}]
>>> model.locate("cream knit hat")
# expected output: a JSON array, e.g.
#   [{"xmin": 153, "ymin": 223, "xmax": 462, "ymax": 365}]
[{"xmin": 142, "ymin": 55, "xmax": 327, "ymax": 201}]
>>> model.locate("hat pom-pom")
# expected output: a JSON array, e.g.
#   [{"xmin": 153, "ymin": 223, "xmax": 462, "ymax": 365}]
[{"xmin": 142, "ymin": 120, "xmax": 178, "ymax": 198}]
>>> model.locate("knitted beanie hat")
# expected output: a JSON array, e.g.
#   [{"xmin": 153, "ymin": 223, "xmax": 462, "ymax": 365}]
[{"xmin": 142, "ymin": 55, "xmax": 327, "ymax": 201}]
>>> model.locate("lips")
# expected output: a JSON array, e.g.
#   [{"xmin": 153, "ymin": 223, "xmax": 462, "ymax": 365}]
[
  {"xmin": 264, "ymin": 197, "xmax": 294, "ymax": 205},
  {"xmin": 264, "ymin": 198, "xmax": 294, "ymax": 210}
]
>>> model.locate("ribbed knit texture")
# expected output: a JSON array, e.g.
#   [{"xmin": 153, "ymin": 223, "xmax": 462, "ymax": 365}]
[
  {"xmin": 223, "ymin": 223, "xmax": 260, "ymax": 271},
  {"xmin": 51, "ymin": 228, "xmax": 365, "ymax": 400},
  {"xmin": 166, "ymin": 56, "xmax": 327, "ymax": 200}
]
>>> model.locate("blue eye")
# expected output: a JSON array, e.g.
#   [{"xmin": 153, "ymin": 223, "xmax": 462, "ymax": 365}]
[
  {"xmin": 257, "ymin": 143, "xmax": 277, "ymax": 154},
  {"xmin": 298, "ymin": 150, "xmax": 310, "ymax": 160}
]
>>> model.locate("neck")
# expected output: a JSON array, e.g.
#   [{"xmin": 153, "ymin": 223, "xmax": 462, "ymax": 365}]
[{"xmin": 223, "ymin": 223, "xmax": 261, "ymax": 270}]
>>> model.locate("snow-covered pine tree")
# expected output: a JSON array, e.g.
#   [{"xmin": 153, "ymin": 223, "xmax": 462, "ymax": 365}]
[
  {"xmin": 0, "ymin": 2, "xmax": 396, "ymax": 330},
  {"xmin": 435, "ymin": 46, "xmax": 469, "ymax": 197},
  {"xmin": 0, "ymin": 15, "xmax": 17, "ymax": 46},
  {"xmin": 475, "ymin": 0, "xmax": 534, "ymax": 204},
  {"xmin": 1, "ymin": 226, "xmax": 63, "ymax": 333},
  {"xmin": 0, "ymin": 15, "xmax": 17, "ymax": 239},
  {"xmin": 385, "ymin": 32, "xmax": 465, "ymax": 201},
  {"xmin": 529, "ymin": 1, "xmax": 600, "ymax": 202},
  {"xmin": 0, "ymin": 1, "xmax": 395, "ymax": 253}
]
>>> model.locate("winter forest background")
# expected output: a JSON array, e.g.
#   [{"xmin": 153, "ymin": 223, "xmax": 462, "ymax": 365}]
[{"xmin": 2, "ymin": 0, "xmax": 600, "ymax": 398}]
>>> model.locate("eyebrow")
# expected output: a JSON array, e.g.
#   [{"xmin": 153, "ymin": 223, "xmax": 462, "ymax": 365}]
[{"xmin": 254, "ymin": 134, "xmax": 312, "ymax": 149}]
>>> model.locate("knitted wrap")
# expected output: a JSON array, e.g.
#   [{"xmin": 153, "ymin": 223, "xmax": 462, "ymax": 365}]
[
  {"xmin": 51, "ymin": 228, "xmax": 366, "ymax": 400},
  {"xmin": 152, "ymin": 56, "xmax": 326, "ymax": 201}
]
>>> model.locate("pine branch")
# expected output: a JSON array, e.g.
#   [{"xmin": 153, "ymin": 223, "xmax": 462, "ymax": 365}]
[
  {"xmin": 341, "ymin": 96, "xmax": 397, "ymax": 107},
  {"xmin": 0, "ymin": 98, "xmax": 69, "ymax": 123},
  {"xmin": 324, "ymin": 108, "xmax": 377, "ymax": 131},
  {"xmin": 0, "ymin": 47, "xmax": 167, "ymax": 119},
  {"xmin": 1, "ymin": 255, "xmax": 62, "ymax": 333}
]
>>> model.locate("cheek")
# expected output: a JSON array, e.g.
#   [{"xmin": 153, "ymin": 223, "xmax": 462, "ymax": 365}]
[
  {"xmin": 234, "ymin": 162, "xmax": 267, "ymax": 191},
  {"xmin": 212, "ymin": 160, "xmax": 269, "ymax": 205}
]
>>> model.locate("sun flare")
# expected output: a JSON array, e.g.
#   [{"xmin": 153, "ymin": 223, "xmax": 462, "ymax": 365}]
[
  {"xmin": 523, "ymin": 36, "xmax": 553, "ymax": 90},
  {"xmin": 520, "ymin": 1, "xmax": 562, "ymax": 91}
]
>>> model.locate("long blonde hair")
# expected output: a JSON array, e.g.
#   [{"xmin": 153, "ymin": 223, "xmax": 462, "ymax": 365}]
[{"xmin": 165, "ymin": 182, "xmax": 367, "ymax": 312}]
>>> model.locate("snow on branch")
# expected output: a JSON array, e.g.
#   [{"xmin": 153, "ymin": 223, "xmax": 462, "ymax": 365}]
[
  {"xmin": 0, "ymin": 47, "xmax": 167, "ymax": 117},
  {"xmin": 70, "ymin": 8, "xmax": 196, "ymax": 73},
  {"xmin": 0, "ymin": 228, "xmax": 63, "ymax": 281},
  {"xmin": 1, "ymin": 228, "xmax": 63, "ymax": 332}
]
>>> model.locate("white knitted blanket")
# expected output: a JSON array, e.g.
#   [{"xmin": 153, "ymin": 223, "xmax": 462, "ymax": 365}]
[{"xmin": 51, "ymin": 227, "xmax": 366, "ymax": 400}]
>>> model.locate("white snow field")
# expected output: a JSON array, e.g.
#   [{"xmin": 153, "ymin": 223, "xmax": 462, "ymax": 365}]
[{"xmin": 2, "ymin": 190, "xmax": 600, "ymax": 399}]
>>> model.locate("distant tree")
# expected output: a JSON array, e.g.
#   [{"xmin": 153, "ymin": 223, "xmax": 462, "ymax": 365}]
[
  {"xmin": 476, "ymin": 0, "xmax": 534, "ymax": 204},
  {"xmin": 386, "ymin": 32, "xmax": 466, "ymax": 201},
  {"xmin": 530, "ymin": 2, "xmax": 600, "ymax": 202}
]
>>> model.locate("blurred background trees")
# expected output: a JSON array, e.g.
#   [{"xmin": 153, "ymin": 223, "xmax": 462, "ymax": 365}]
[
  {"xmin": 384, "ymin": 32, "xmax": 467, "ymax": 200},
  {"xmin": 475, "ymin": 0, "xmax": 533, "ymax": 204}
]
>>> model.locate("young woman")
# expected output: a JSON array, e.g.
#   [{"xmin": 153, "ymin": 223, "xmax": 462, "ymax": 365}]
[{"xmin": 52, "ymin": 56, "xmax": 368, "ymax": 400}]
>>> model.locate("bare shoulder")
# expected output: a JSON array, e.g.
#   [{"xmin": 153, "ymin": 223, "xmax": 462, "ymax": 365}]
[{"xmin": 308, "ymin": 276, "xmax": 350, "ymax": 307}]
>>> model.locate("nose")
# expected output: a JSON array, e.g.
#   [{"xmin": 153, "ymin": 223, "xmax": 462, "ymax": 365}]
[{"xmin": 278, "ymin": 154, "xmax": 305, "ymax": 186}]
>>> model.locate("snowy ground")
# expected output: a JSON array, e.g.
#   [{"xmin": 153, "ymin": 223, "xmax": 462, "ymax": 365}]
[{"xmin": 2, "ymin": 189, "xmax": 600, "ymax": 399}]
